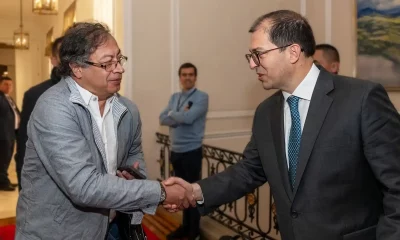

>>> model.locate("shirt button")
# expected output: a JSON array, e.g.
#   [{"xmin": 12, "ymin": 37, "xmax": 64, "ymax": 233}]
[
  {"xmin": 92, "ymin": 96, "xmax": 97, "ymax": 101},
  {"xmin": 291, "ymin": 210, "xmax": 299, "ymax": 219}
]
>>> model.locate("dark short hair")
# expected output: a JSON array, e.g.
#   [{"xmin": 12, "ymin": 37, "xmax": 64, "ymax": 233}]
[
  {"xmin": 249, "ymin": 10, "xmax": 316, "ymax": 57},
  {"xmin": 51, "ymin": 36, "xmax": 64, "ymax": 57},
  {"xmin": 0, "ymin": 75, "xmax": 12, "ymax": 83},
  {"xmin": 316, "ymin": 44, "xmax": 340, "ymax": 63},
  {"xmin": 58, "ymin": 22, "xmax": 111, "ymax": 77},
  {"xmin": 178, "ymin": 62, "xmax": 197, "ymax": 76}
]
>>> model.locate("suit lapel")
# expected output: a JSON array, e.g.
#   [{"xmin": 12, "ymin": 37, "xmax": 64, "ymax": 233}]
[
  {"xmin": 270, "ymin": 93, "xmax": 293, "ymax": 200},
  {"xmin": 293, "ymin": 70, "xmax": 334, "ymax": 196}
]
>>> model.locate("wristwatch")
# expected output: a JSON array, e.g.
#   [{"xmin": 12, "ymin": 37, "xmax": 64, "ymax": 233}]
[{"xmin": 159, "ymin": 182, "xmax": 166, "ymax": 204}]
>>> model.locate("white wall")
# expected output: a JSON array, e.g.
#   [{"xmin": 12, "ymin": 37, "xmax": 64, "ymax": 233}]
[{"xmin": 0, "ymin": 18, "xmax": 50, "ymax": 107}]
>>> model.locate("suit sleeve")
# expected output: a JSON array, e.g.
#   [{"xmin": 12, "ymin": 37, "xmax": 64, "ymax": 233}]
[
  {"xmin": 196, "ymin": 108, "xmax": 267, "ymax": 215},
  {"xmin": 29, "ymin": 96, "xmax": 161, "ymax": 212},
  {"xmin": 361, "ymin": 84, "xmax": 400, "ymax": 240},
  {"xmin": 124, "ymin": 106, "xmax": 158, "ymax": 216},
  {"xmin": 15, "ymin": 91, "xmax": 34, "ymax": 169}
]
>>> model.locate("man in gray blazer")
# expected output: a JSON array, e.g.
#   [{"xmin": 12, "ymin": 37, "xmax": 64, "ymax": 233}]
[
  {"xmin": 164, "ymin": 10, "xmax": 400, "ymax": 240},
  {"xmin": 16, "ymin": 22, "xmax": 194, "ymax": 240}
]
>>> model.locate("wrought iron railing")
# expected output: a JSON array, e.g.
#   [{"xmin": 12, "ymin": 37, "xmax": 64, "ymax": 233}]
[{"xmin": 156, "ymin": 132, "xmax": 279, "ymax": 240}]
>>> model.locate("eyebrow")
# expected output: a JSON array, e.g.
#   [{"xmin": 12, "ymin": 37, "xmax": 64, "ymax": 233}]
[
  {"xmin": 100, "ymin": 49, "xmax": 121, "ymax": 60},
  {"xmin": 249, "ymin": 47, "xmax": 266, "ymax": 52}
]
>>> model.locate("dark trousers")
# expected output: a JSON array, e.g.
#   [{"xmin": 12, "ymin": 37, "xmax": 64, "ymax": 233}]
[
  {"xmin": 0, "ymin": 140, "xmax": 14, "ymax": 186},
  {"xmin": 170, "ymin": 147, "xmax": 203, "ymax": 236}
]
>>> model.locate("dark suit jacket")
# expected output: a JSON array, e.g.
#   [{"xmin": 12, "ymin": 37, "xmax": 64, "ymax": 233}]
[
  {"xmin": 15, "ymin": 68, "xmax": 61, "ymax": 188},
  {"xmin": 0, "ymin": 91, "xmax": 17, "ymax": 142},
  {"xmin": 198, "ymin": 69, "xmax": 400, "ymax": 240}
]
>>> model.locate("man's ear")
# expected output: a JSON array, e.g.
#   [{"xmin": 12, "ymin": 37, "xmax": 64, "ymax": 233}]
[
  {"xmin": 288, "ymin": 44, "xmax": 302, "ymax": 64},
  {"xmin": 331, "ymin": 62, "xmax": 340, "ymax": 74},
  {"xmin": 70, "ymin": 63, "xmax": 83, "ymax": 78}
]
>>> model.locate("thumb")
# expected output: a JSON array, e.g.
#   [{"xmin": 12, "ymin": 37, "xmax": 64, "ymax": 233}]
[
  {"xmin": 163, "ymin": 177, "xmax": 177, "ymax": 186},
  {"xmin": 133, "ymin": 162, "xmax": 140, "ymax": 169}
]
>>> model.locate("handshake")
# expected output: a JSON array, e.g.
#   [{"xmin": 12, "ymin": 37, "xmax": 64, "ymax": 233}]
[
  {"xmin": 116, "ymin": 163, "xmax": 203, "ymax": 212},
  {"xmin": 160, "ymin": 177, "xmax": 204, "ymax": 212}
]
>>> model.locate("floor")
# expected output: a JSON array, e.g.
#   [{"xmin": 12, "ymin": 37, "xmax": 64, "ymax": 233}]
[{"xmin": 0, "ymin": 159, "xmax": 18, "ymax": 226}]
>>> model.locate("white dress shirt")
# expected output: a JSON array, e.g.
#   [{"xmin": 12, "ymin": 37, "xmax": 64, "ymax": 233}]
[
  {"xmin": 75, "ymin": 82, "xmax": 117, "ymax": 175},
  {"xmin": 282, "ymin": 64, "xmax": 320, "ymax": 168}
]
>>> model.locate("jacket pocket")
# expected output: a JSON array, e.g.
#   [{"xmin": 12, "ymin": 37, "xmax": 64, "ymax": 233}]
[{"xmin": 343, "ymin": 225, "xmax": 376, "ymax": 240}]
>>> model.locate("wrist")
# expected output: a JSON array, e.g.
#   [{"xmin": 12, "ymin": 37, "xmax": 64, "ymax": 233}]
[
  {"xmin": 159, "ymin": 182, "xmax": 166, "ymax": 204},
  {"xmin": 192, "ymin": 183, "xmax": 203, "ymax": 201}
]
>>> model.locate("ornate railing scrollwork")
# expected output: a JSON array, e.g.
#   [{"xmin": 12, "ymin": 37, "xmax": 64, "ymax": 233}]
[{"xmin": 156, "ymin": 132, "xmax": 279, "ymax": 240}]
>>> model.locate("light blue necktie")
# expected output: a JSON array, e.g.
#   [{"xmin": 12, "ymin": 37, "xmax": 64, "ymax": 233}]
[{"xmin": 287, "ymin": 96, "xmax": 302, "ymax": 189}]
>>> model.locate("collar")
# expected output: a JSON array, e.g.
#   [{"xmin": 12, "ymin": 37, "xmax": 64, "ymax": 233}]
[
  {"xmin": 181, "ymin": 87, "xmax": 196, "ymax": 96},
  {"xmin": 74, "ymin": 81, "xmax": 115, "ymax": 106},
  {"xmin": 282, "ymin": 63, "xmax": 320, "ymax": 101}
]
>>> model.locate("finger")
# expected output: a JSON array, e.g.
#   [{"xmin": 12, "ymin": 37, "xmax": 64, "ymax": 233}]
[
  {"xmin": 182, "ymin": 198, "xmax": 189, "ymax": 209},
  {"xmin": 116, "ymin": 171, "xmax": 124, "ymax": 178},
  {"xmin": 189, "ymin": 195, "xmax": 197, "ymax": 207},
  {"xmin": 163, "ymin": 177, "xmax": 177, "ymax": 186},
  {"xmin": 133, "ymin": 162, "xmax": 140, "ymax": 169},
  {"xmin": 122, "ymin": 171, "xmax": 134, "ymax": 180}
]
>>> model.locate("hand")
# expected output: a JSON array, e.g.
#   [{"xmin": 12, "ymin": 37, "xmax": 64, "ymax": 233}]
[
  {"xmin": 116, "ymin": 162, "xmax": 140, "ymax": 180},
  {"xmin": 184, "ymin": 106, "xmax": 190, "ymax": 111},
  {"xmin": 162, "ymin": 177, "xmax": 198, "ymax": 212}
]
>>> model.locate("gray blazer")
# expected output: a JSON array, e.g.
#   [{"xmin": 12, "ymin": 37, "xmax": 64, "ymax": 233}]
[{"xmin": 16, "ymin": 77, "xmax": 161, "ymax": 240}]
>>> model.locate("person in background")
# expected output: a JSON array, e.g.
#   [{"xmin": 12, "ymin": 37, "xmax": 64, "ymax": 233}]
[
  {"xmin": 0, "ymin": 75, "xmax": 19, "ymax": 191},
  {"xmin": 160, "ymin": 62, "xmax": 209, "ymax": 240},
  {"xmin": 313, "ymin": 43, "xmax": 340, "ymax": 74},
  {"xmin": 15, "ymin": 36, "xmax": 64, "ymax": 191}
]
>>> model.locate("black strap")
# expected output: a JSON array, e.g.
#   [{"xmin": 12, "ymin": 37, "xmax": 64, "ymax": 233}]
[{"xmin": 176, "ymin": 88, "xmax": 197, "ymax": 111}]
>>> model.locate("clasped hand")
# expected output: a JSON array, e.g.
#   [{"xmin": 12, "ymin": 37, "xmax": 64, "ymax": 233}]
[
  {"xmin": 161, "ymin": 177, "xmax": 199, "ymax": 213},
  {"xmin": 116, "ymin": 164, "xmax": 197, "ymax": 213}
]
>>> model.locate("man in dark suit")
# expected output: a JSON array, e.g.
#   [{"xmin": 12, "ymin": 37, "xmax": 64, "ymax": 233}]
[
  {"xmin": 0, "ymin": 75, "xmax": 20, "ymax": 191},
  {"xmin": 164, "ymin": 10, "xmax": 400, "ymax": 240},
  {"xmin": 15, "ymin": 36, "xmax": 63, "ymax": 190}
]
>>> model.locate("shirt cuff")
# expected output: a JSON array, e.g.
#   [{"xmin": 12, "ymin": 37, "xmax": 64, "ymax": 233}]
[{"xmin": 196, "ymin": 194, "xmax": 205, "ymax": 205}]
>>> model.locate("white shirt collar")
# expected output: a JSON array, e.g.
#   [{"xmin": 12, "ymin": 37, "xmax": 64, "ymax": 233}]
[
  {"xmin": 74, "ymin": 81, "xmax": 115, "ymax": 105},
  {"xmin": 282, "ymin": 63, "xmax": 320, "ymax": 101}
]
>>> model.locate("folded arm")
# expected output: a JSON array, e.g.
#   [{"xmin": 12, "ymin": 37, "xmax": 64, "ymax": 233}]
[{"xmin": 168, "ymin": 93, "xmax": 208, "ymax": 124}]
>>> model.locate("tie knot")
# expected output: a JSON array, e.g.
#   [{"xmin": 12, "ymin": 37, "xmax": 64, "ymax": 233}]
[{"xmin": 287, "ymin": 95, "xmax": 300, "ymax": 107}]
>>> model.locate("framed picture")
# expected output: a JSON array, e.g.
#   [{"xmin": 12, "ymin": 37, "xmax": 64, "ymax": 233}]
[
  {"xmin": 63, "ymin": 0, "xmax": 76, "ymax": 34},
  {"xmin": 356, "ymin": 0, "xmax": 400, "ymax": 91}
]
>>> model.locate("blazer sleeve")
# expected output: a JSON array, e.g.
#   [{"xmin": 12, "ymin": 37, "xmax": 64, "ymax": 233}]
[
  {"xmin": 29, "ymin": 96, "xmax": 161, "ymax": 213},
  {"xmin": 196, "ymin": 108, "xmax": 267, "ymax": 215},
  {"xmin": 361, "ymin": 83, "xmax": 400, "ymax": 240}
]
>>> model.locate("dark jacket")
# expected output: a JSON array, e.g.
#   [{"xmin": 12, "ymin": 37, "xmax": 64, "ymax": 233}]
[
  {"xmin": 0, "ymin": 91, "xmax": 16, "ymax": 142},
  {"xmin": 15, "ymin": 68, "xmax": 61, "ymax": 189},
  {"xmin": 198, "ymin": 69, "xmax": 400, "ymax": 240}
]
